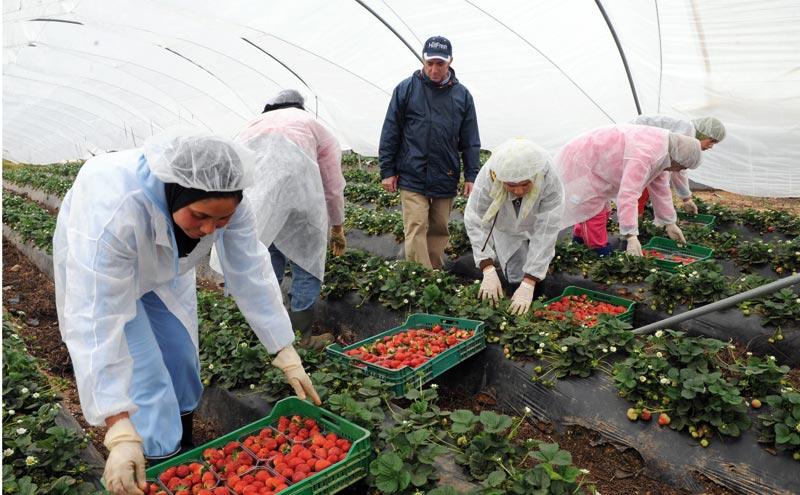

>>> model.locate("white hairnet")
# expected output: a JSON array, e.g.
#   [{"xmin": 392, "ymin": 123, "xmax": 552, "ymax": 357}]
[
  {"xmin": 266, "ymin": 89, "xmax": 305, "ymax": 107},
  {"xmin": 490, "ymin": 138, "xmax": 551, "ymax": 182},
  {"xmin": 691, "ymin": 117, "xmax": 727, "ymax": 142},
  {"xmin": 482, "ymin": 138, "xmax": 550, "ymax": 223},
  {"xmin": 144, "ymin": 129, "xmax": 255, "ymax": 191},
  {"xmin": 668, "ymin": 133, "xmax": 702, "ymax": 170}
]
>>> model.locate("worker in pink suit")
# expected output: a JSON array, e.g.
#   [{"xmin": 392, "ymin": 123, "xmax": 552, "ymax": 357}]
[{"xmin": 554, "ymin": 124, "xmax": 702, "ymax": 256}]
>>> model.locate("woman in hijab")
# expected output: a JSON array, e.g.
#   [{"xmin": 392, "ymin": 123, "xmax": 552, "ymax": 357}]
[
  {"xmin": 464, "ymin": 138, "xmax": 565, "ymax": 315},
  {"xmin": 53, "ymin": 130, "xmax": 320, "ymax": 495}
]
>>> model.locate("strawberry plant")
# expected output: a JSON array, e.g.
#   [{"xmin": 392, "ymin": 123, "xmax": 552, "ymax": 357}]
[
  {"xmin": 344, "ymin": 204, "xmax": 404, "ymax": 241},
  {"xmin": 589, "ymin": 253, "xmax": 659, "ymax": 284},
  {"xmin": 613, "ymin": 330, "xmax": 751, "ymax": 442},
  {"xmin": 549, "ymin": 240, "xmax": 598, "ymax": 275},
  {"xmin": 2, "ymin": 193, "xmax": 57, "ymax": 253},
  {"xmin": 757, "ymin": 391, "xmax": 800, "ymax": 457},
  {"xmin": 2, "ymin": 321, "xmax": 105, "ymax": 495},
  {"xmin": 645, "ymin": 260, "xmax": 733, "ymax": 311},
  {"xmin": 445, "ymin": 220, "xmax": 471, "ymax": 259},
  {"xmin": 727, "ymin": 355, "xmax": 791, "ymax": 399},
  {"xmin": 734, "ymin": 239, "xmax": 774, "ymax": 267},
  {"xmin": 695, "ymin": 199, "xmax": 738, "ymax": 224}
]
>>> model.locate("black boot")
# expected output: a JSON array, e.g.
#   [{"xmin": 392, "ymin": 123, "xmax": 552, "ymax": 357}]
[
  {"xmin": 289, "ymin": 309, "xmax": 333, "ymax": 351},
  {"xmin": 180, "ymin": 410, "xmax": 194, "ymax": 449}
]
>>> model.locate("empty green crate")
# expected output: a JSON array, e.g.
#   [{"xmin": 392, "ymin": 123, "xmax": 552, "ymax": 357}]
[
  {"xmin": 326, "ymin": 313, "xmax": 485, "ymax": 396},
  {"xmin": 642, "ymin": 236, "xmax": 715, "ymax": 272},
  {"xmin": 542, "ymin": 286, "xmax": 636, "ymax": 324},
  {"xmin": 677, "ymin": 211, "xmax": 716, "ymax": 231},
  {"xmin": 144, "ymin": 397, "xmax": 371, "ymax": 495}
]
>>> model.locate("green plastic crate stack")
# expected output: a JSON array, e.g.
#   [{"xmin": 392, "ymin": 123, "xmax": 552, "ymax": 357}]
[
  {"xmin": 143, "ymin": 396, "xmax": 371, "ymax": 495},
  {"xmin": 326, "ymin": 313, "xmax": 486, "ymax": 396},
  {"xmin": 642, "ymin": 236, "xmax": 715, "ymax": 272},
  {"xmin": 541, "ymin": 286, "xmax": 636, "ymax": 324}
]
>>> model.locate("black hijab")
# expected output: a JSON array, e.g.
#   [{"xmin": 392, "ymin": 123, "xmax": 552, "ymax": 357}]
[{"xmin": 164, "ymin": 183, "xmax": 243, "ymax": 257}]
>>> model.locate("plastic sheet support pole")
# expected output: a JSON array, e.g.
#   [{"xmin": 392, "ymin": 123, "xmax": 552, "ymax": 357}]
[{"xmin": 632, "ymin": 272, "xmax": 800, "ymax": 335}]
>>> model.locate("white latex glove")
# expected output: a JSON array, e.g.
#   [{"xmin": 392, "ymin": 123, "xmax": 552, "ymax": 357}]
[
  {"xmin": 330, "ymin": 228, "xmax": 346, "ymax": 257},
  {"xmin": 509, "ymin": 281, "xmax": 535, "ymax": 316},
  {"xmin": 682, "ymin": 199, "xmax": 698, "ymax": 215},
  {"xmin": 626, "ymin": 236, "xmax": 643, "ymax": 257},
  {"xmin": 665, "ymin": 223, "xmax": 686, "ymax": 242},
  {"xmin": 273, "ymin": 345, "xmax": 322, "ymax": 405},
  {"xmin": 478, "ymin": 266, "xmax": 503, "ymax": 305},
  {"xmin": 102, "ymin": 418, "xmax": 146, "ymax": 495}
]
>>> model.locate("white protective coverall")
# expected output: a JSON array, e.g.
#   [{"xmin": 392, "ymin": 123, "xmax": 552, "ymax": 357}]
[
  {"xmin": 211, "ymin": 106, "xmax": 345, "ymax": 281},
  {"xmin": 554, "ymin": 124, "xmax": 701, "ymax": 236},
  {"xmin": 53, "ymin": 132, "xmax": 294, "ymax": 456},
  {"xmin": 464, "ymin": 138, "xmax": 565, "ymax": 283}
]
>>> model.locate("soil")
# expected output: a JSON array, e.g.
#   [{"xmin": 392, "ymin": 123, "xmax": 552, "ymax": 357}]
[{"xmin": 2, "ymin": 238, "xmax": 739, "ymax": 495}]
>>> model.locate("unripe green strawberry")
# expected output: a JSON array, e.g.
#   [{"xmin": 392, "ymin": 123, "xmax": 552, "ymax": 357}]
[
  {"xmin": 626, "ymin": 408, "xmax": 639, "ymax": 421},
  {"xmin": 700, "ymin": 439, "xmax": 709, "ymax": 447}
]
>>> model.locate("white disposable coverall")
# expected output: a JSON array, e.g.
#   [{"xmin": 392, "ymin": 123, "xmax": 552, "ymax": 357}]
[
  {"xmin": 53, "ymin": 148, "xmax": 294, "ymax": 449},
  {"xmin": 555, "ymin": 124, "xmax": 679, "ymax": 236},
  {"xmin": 464, "ymin": 145, "xmax": 565, "ymax": 282},
  {"xmin": 210, "ymin": 108, "xmax": 345, "ymax": 281}
]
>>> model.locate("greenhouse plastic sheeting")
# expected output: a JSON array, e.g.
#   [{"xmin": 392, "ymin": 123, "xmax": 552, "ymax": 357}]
[{"xmin": 3, "ymin": 0, "xmax": 799, "ymax": 196}]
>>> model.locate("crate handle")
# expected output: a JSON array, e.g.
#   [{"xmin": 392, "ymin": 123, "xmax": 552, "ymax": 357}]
[{"xmin": 439, "ymin": 318, "xmax": 460, "ymax": 326}]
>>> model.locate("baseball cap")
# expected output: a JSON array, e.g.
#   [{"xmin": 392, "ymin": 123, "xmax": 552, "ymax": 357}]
[{"xmin": 422, "ymin": 36, "xmax": 452, "ymax": 62}]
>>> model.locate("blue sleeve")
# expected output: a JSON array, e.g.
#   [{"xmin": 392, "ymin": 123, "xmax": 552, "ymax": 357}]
[
  {"xmin": 379, "ymin": 81, "xmax": 407, "ymax": 179},
  {"xmin": 459, "ymin": 90, "xmax": 481, "ymax": 182}
]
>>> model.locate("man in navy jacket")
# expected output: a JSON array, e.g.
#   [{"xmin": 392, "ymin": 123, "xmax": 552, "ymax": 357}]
[{"xmin": 379, "ymin": 35, "xmax": 481, "ymax": 269}]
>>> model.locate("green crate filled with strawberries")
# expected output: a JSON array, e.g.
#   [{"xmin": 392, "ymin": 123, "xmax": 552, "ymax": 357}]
[
  {"xmin": 536, "ymin": 286, "xmax": 636, "ymax": 326},
  {"xmin": 641, "ymin": 236, "xmax": 715, "ymax": 272},
  {"xmin": 326, "ymin": 313, "xmax": 485, "ymax": 396},
  {"xmin": 144, "ymin": 397, "xmax": 370, "ymax": 495}
]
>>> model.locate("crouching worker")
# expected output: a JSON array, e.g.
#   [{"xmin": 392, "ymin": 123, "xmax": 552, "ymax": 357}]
[
  {"xmin": 464, "ymin": 138, "xmax": 565, "ymax": 315},
  {"xmin": 554, "ymin": 124, "xmax": 702, "ymax": 257},
  {"xmin": 53, "ymin": 130, "xmax": 321, "ymax": 495}
]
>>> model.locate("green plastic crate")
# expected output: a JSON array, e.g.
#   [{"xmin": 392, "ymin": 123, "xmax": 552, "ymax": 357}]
[
  {"xmin": 326, "ymin": 313, "xmax": 485, "ymax": 396},
  {"xmin": 642, "ymin": 236, "xmax": 715, "ymax": 272},
  {"xmin": 677, "ymin": 211, "xmax": 716, "ymax": 231},
  {"xmin": 541, "ymin": 286, "xmax": 636, "ymax": 324},
  {"xmin": 144, "ymin": 397, "xmax": 371, "ymax": 495}
]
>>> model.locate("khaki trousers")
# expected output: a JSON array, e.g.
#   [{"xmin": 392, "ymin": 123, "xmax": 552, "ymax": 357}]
[{"xmin": 400, "ymin": 190, "xmax": 454, "ymax": 270}]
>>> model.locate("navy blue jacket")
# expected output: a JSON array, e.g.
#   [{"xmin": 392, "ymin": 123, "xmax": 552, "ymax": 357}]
[{"xmin": 379, "ymin": 68, "xmax": 481, "ymax": 199}]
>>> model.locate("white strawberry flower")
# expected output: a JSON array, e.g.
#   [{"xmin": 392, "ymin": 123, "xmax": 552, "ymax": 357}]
[
  {"xmin": 16, "ymin": 428, "xmax": 27, "ymax": 435},
  {"xmin": 25, "ymin": 456, "xmax": 37, "ymax": 466},
  {"xmin": 655, "ymin": 330, "xmax": 663, "ymax": 338},
  {"xmin": 3, "ymin": 449, "xmax": 13, "ymax": 457},
  {"xmin": 639, "ymin": 376, "xmax": 647, "ymax": 382}
]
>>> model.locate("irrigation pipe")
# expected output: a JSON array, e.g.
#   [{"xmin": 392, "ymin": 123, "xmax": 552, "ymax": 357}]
[{"xmin": 632, "ymin": 272, "xmax": 800, "ymax": 335}]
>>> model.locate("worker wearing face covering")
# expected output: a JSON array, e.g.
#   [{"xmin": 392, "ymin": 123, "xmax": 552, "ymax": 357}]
[
  {"xmin": 53, "ymin": 130, "xmax": 321, "ymax": 495},
  {"xmin": 554, "ymin": 124, "xmax": 702, "ymax": 257},
  {"xmin": 464, "ymin": 138, "xmax": 565, "ymax": 315}
]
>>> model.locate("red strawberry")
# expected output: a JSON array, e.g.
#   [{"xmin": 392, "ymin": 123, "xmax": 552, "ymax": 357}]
[{"xmin": 658, "ymin": 413, "xmax": 671, "ymax": 426}]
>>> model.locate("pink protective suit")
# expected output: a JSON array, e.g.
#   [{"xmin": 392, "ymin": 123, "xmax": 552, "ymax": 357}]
[
  {"xmin": 555, "ymin": 124, "xmax": 676, "ymax": 236},
  {"xmin": 236, "ymin": 107, "xmax": 345, "ymax": 227}
]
